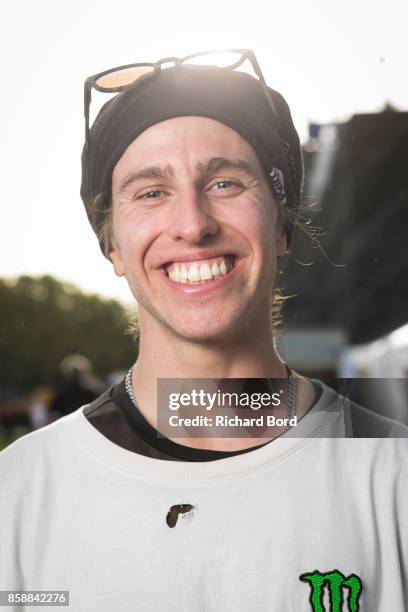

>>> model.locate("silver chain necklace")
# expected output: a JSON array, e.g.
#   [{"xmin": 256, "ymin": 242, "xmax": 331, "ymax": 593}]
[{"xmin": 125, "ymin": 365, "xmax": 297, "ymax": 419}]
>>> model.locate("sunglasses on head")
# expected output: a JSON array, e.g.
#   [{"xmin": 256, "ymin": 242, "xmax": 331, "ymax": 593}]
[{"xmin": 83, "ymin": 49, "xmax": 280, "ymax": 140}]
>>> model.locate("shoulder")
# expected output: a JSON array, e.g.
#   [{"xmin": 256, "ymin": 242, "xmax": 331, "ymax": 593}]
[
  {"xmin": 0, "ymin": 386, "xmax": 116, "ymax": 477},
  {"xmin": 0, "ymin": 404, "xmax": 87, "ymax": 495},
  {"xmin": 348, "ymin": 400, "xmax": 408, "ymax": 438},
  {"xmin": 0, "ymin": 414, "xmax": 69, "ymax": 460},
  {"xmin": 312, "ymin": 379, "xmax": 408, "ymax": 438}
]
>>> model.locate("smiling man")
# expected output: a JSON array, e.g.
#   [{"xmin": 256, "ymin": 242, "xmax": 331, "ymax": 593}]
[
  {"xmin": 110, "ymin": 118, "xmax": 281, "ymax": 345},
  {"xmin": 0, "ymin": 52, "xmax": 407, "ymax": 611},
  {"xmin": 107, "ymin": 114, "xmax": 317, "ymax": 444}
]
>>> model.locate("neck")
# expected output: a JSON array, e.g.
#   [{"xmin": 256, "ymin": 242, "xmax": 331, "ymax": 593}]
[{"xmin": 127, "ymin": 307, "xmax": 294, "ymax": 452}]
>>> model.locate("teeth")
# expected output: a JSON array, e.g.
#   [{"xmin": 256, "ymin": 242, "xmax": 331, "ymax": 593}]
[
  {"xmin": 166, "ymin": 256, "xmax": 234, "ymax": 284},
  {"xmin": 180, "ymin": 265, "xmax": 188, "ymax": 282},
  {"xmin": 211, "ymin": 262, "xmax": 220, "ymax": 277},
  {"xmin": 188, "ymin": 264, "xmax": 200, "ymax": 282},
  {"xmin": 200, "ymin": 263, "xmax": 212, "ymax": 280}
]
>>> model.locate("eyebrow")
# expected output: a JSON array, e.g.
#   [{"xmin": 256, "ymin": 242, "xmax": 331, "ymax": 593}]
[
  {"xmin": 194, "ymin": 157, "xmax": 257, "ymax": 177},
  {"xmin": 117, "ymin": 157, "xmax": 257, "ymax": 194},
  {"xmin": 117, "ymin": 164, "xmax": 174, "ymax": 194}
]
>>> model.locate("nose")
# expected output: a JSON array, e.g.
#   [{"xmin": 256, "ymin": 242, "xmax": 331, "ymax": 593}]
[{"xmin": 167, "ymin": 188, "xmax": 219, "ymax": 243}]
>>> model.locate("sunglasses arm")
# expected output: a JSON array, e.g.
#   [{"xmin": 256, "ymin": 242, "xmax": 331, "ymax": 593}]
[{"xmin": 84, "ymin": 81, "xmax": 93, "ymax": 140}]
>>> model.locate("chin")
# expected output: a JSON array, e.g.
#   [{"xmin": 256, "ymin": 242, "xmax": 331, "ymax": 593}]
[{"xmin": 165, "ymin": 314, "xmax": 247, "ymax": 345}]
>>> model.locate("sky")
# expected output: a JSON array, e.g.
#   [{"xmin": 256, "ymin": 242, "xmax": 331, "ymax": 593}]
[{"xmin": 2, "ymin": 0, "xmax": 407, "ymax": 305}]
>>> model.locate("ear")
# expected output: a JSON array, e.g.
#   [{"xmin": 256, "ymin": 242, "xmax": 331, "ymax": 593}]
[{"xmin": 109, "ymin": 240, "xmax": 125, "ymax": 277}]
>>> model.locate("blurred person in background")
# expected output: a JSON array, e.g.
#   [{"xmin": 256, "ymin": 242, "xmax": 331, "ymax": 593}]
[
  {"xmin": 0, "ymin": 50, "xmax": 407, "ymax": 610},
  {"xmin": 49, "ymin": 354, "xmax": 104, "ymax": 419},
  {"xmin": 27, "ymin": 385, "xmax": 54, "ymax": 430}
]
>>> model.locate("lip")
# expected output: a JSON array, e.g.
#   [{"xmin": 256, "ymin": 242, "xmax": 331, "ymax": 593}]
[{"xmin": 158, "ymin": 255, "xmax": 243, "ymax": 295}]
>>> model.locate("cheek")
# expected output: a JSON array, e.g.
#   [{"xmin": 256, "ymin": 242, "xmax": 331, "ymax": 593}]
[
  {"xmin": 252, "ymin": 216, "xmax": 282, "ymax": 283},
  {"xmin": 243, "ymin": 205, "xmax": 279, "ymax": 257},
  {"xmin": 112, "ymin": 212, "xmax": 158, "ymax": 271},
  {"xmin": 259, "ymin": 199, "xmax": 283, "ymax": 255}
]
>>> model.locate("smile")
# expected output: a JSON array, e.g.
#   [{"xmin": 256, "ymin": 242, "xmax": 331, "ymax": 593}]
[{"xmin": 164, "ymin": 255, "xmax": 235, "ymax": 285}]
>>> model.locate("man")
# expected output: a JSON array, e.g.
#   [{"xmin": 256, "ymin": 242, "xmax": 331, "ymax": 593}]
[{"xmin": 0, "ymin": 51, "xmax": 407, "ymax": 611}]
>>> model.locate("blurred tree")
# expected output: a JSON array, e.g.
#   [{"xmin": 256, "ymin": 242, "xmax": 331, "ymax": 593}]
[{"xmin": 0, "ymin": 275, "xmax": 137, "ymax": 389}]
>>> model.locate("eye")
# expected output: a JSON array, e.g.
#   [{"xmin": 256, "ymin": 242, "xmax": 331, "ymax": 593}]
[
  {"xmin": 212, "ymin": 180, "xmax": 236, "ymax": 190},
  {"xmin": 208, "ymin": 179, "xmax": 244, "ymax": 196},
  {"xmin": 139, "ymin": 189, "xmax": 165, "ymax": 200}
]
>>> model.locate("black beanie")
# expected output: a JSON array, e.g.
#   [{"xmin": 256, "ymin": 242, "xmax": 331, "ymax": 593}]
[{"xmin": 81, "ymin": 65, "xmax": 303, "ymax": 256}]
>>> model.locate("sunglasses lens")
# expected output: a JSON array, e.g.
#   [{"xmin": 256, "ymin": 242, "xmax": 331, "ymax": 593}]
[
  {"xmin": 185, "ymin": 50, "xmax": 243, "ymax": 68},
  {"xmin": 95, "ymin": 65, "xmax": 155, "ymax": 89}
]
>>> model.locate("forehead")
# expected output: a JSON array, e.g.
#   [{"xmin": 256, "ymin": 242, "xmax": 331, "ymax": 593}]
[{"xmin": 112, "ymin": 116, "xmax": 263, "ymax": 178}]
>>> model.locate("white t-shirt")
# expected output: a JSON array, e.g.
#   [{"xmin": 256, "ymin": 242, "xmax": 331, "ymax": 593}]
[{"xmin": 0, "ymin": 383, "xmax": 407, "ymax": 611}]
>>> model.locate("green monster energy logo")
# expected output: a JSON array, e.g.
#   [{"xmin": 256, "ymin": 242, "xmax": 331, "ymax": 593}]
[{"xmin": 299, "ymin": 569, "xmax": 363, "ymax": 612}]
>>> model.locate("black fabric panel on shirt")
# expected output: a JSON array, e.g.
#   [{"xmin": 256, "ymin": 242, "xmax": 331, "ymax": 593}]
[
  {"xmin": 84, "ymin": 378, "xmax": 323, "ymax": 462},
  {"xmin": 84, "ymin": 386, "xmax": 180, "ymax": 461},
  {"xmin": 111, "ymin": 379, "xmax": 274, "ymax": 461},
  {"xmin": 84, "ymin": 382, "xmax": 266, "ymax": 461}
]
